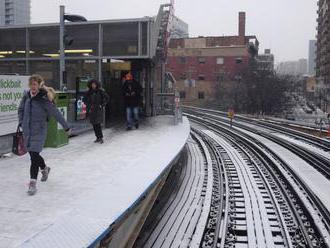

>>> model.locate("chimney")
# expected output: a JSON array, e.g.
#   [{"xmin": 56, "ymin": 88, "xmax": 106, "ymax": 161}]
[{"xmin": 238, "ymin": 12, "xmax": 246, "ymax": 37}]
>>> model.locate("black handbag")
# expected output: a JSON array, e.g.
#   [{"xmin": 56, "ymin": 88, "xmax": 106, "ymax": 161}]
[{"xmin": 12, "ymin": 126, "xmax": 27, "ymax": 156}]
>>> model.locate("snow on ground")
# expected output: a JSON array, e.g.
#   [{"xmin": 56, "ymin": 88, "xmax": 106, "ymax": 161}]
[
  {"xmin": 233, "ymin": 119, "xmax": 330, "ymax": 160},
  {"xmin": 207, "ymin": 113, "xmax": 330, "ymax": 160},
  {"xmin": 0, "ymin": 116, "xmax": 190, "ymax": 248},
  {"xmin": 236, "ymin": 127, "xmax": 330, "ymax": 211},
  {"xmin": 267, "ymin": 116, "xmax": 328, "ymax": 130},
  {"xmin": 232, "ymin": 119, "xmax": 330, "ymax": 159},
  {"xmin": 196, "ymin": 114, "xmax": 330, "ymax": 209},
  {"xmin": 275, "ymin": 133, "xmax": 330, "ymax": 160}
]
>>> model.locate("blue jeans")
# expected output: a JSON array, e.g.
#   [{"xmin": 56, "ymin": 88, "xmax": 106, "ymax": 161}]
[{"xmin": 126, "ymin": 107, "xmax": 139, "ymax": 128}]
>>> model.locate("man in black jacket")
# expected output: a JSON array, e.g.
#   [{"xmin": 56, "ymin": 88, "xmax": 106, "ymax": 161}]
[{"xmin": 122, "ymin": 72, "xmax": 142, "ymax": 130}]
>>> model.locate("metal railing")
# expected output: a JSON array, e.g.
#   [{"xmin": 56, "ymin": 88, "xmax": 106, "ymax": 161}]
[{"xmin": 155, "ymin": 90, "xmax": 182, "ymax": 125}]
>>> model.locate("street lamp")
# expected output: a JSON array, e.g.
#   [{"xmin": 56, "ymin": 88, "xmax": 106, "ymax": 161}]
[{"xmin": 59, "ymin": 5, "xmax": 87, "ymax": 91}]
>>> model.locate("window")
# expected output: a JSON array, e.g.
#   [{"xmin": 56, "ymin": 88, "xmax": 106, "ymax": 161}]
[
  {"xmin": 178, "ymin": 57, "xmax": 186, "ymax": 64},
  {"xmin": 0, "ymin": 29, "xmax": 26, "ymax": 58},
  {"xmin": 198, "ymin": 57, "xmax": 206, "ymax": 64},
  {"xmin": 66, "ymin": 60, "xmax": 99, "ymax": 90},
  {"xmin": 217, "ymin": 57, "xmax": 224, "ymax": 65},
  {"xmin": 179, "ymin": 91, "xmax": 186, "ymax": 99},
  {"xmin": 198, "ymin": 92, "xmax": 205, "ymax": 99},
  {"xmin": 236, "ymin": 57, "xmax": 243, "ymax": 64},
  {"xmin": 180, "ymin": 73, "xmax": 187, "ymax": 80},
  {"xmin": 198, "ymin": 74, "xmax": 205, "ymax": 80},
  {"xmin": 216, "ymin": 72, "xmax": 226, "ymax": 82},
  {"xmin": 0, "ymin": 61, "xmax": 27, "ymax": 75},
  {"xmin": 65, "ymin": 24, "xmax": 99, "ymax": 57},
  {"xmin": 29, "ymin": 27, "xmax": 59, "ymax": 58},
  {"xmin": 141, "ymin": 22, "xmax": 148, "ymax": 55},
  {"xmin": 29, "ymin": 60, "xmax": 60, "ymax": 89},
  {"xmin": 103, "ymin": 22, "xmax": 139, "ymax": 56},
  {"xmin": 185, "ymin": 79, "xmax": 196, "ymax": 87}
]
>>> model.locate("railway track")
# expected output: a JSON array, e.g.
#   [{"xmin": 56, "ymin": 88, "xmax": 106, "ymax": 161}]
[
  {"xmin": 190, "ymin": 115, "xmax": 330, "ymax": 247},
  {"xmin": 183, "ymin": 106, "xmax": 330, "ymax": 152},
  {"xmin": 134, "ymin": 137, "xmax": 210, "ymax": 247},
  {"xmin": 184, "ymin": 107, "xmax": 330, "ymax": 180},
  {"xmin": 135, "ymin": 115, "xmax": 330, "ymax": 248},
  {"xmin": 198, "ymin": 130, "xmax": 292, "ymax": 248}
]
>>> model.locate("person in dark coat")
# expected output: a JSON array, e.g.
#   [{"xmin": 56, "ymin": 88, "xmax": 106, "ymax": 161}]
[
  {"xmin": 85, "ymin": 79, "xmax": 109, "ymax": 143},
  {"xmin": 18, "ymin": 74, "xmax": 71, "ymax": 195},
  {"xmin": 122, "ymin": 72, "xmax": 142, "ymax": 130}
]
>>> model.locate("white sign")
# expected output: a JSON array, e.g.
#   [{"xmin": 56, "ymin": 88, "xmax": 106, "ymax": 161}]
[
  {"xmin": 0, "ymin": 75, "xmax": 29, "ymax": 136},
  {"xmin": 57, "ymin": 107, "xmax": 68, "ymax": 130}
]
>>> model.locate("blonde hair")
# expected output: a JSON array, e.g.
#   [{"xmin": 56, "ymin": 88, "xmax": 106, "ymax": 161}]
[{"xmin": 29, "ymin": 74, "xmax": 56, "ymax": 102}]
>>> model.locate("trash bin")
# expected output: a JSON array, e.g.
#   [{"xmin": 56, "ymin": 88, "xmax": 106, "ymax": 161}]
[{"xmin": 44, "ymin": 92, "xmax": 69, "ymax": 148}]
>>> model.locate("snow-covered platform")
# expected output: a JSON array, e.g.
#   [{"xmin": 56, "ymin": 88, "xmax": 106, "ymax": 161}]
[{"xmin": 0, "ymin": 116, "xmax": 190, "ymax": 248}]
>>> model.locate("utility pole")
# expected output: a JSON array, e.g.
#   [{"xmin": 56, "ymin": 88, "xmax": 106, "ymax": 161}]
[{"xmin": 60, "ymin": 5, "xmax": 65, "ymax": 91}]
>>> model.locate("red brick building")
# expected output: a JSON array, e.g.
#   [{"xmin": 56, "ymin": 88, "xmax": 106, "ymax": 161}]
[
  {"xmin": 167, "ymin": 12, "xmax": 259, "ymax": 106},
  {"xmin": 316, "ymin": 0, "xmax": 330, "ymax": 111}
]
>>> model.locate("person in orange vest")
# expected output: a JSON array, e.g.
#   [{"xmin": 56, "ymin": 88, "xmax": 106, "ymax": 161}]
[{"xmin": 228, "ymin": 108, "xmax": 235, "ymax": 127}]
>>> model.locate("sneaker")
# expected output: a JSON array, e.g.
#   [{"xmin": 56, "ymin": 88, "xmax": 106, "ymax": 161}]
[
  {"xmin": 27, "ymin": 180, "xmax": 37, "ymax": 195},
  {"xmin": 41, "ymin": 167, "xmax": 51, "ymax": 182},
  {"xmin": 94, "ymin": 138, "xmax": 101, "ymax": 143},
  {"xmin": 99, "ymin": 138, "xmax": 104, "ymax": 144}
]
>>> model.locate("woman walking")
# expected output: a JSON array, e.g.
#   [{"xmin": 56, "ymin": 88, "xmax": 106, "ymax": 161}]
[
  {"xmin": 85, "ymin": 79, "xmax": 109, "ymax": 144},
  {"xmin": 18, "ymin": 74, "xmax": 71, "ymax": 195}
]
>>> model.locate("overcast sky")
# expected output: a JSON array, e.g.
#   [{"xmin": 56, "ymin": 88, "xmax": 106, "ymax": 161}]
[{"xmin": 31, "ymin": 0, "xmax": 317, "ymax": 63}]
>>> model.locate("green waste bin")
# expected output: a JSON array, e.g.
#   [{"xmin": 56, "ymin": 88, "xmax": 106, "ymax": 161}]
[{"xmin": 44, "ymin": 92, "xmax": 69, "ymax": 148}]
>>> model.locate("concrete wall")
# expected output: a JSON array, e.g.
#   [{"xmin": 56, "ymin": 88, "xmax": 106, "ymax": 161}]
[
  {"xmin": 184, "ymin": 38, "xmax": 206, "ymax": 49},
  {"xmin": 168, "ymin": 46, "xmax": 249, "ymax": 57}
]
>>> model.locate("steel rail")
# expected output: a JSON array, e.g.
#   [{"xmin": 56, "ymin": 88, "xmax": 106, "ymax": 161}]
[
  {"xmin": 185, "ymin": 109, "xmax": 330, "ymax": 180},
  {"xmin": 188, "ymin": 113, "xmax": 329, "ymax": 247},
  {"xmin": 183, "ymin": 106, "xmax": 330, "ymax": 151}
]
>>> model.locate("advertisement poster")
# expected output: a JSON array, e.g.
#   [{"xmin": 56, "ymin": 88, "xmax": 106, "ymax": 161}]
[
  {"xmin": 0, "ymin": 75, "xmax": 29, "ymax": 136},
  {"xmin": 76, "ymin": 77, "xmax": 89, "ymax": 121}
]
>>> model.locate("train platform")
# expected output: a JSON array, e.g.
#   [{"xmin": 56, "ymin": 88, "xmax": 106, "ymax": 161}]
[{"xmin": 0, "ymin": 115, "xmax": 190, "ymax": 248}]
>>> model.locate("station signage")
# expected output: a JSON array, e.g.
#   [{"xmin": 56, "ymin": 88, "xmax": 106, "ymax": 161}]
[{"xmin": 0, "ymin": 75, "xmax": 29, "ymax": 136}]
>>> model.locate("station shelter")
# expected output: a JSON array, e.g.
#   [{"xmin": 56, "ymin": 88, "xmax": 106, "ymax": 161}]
[{"xmin": 0, "ymin": 5, "xmax": 172, "ymax": 129}]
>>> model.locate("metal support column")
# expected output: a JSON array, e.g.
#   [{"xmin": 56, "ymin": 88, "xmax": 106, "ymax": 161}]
[
  {"xmin": 25, "ymin": 28, "xmax": 30, "ymax": 75},
  {"xmin": 98, "ymin": 24, "xmax": 103, "ymax": 84},
  {"xmin": 138, "ymin": 22, "xmax": 142, "ymax": 56},
  {"xmin": 59, "ymin": 5, "xmax": 65, "ymax": 90}
]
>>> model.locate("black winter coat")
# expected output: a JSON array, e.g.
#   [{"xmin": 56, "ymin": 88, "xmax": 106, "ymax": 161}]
[
  {"xmin": 122, "ymin": 80, "xmax": 142, "ymax": 107},
  {"xmin": 85, "ymin": 89, "xmax": 109, "ymax": 125}
]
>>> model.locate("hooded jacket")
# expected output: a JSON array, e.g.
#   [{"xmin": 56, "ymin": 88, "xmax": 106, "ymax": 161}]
[
  {"xmin": 18, "ymin": 89, "xmax": 69, "ymax": 153},
  {"xmin": 85, "ymin": 82, "xmax": 109, "ymax": 125}
]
